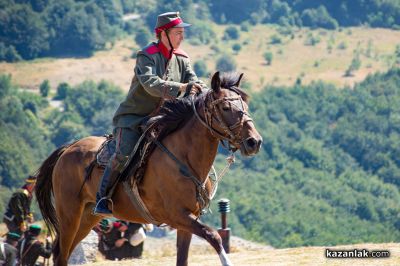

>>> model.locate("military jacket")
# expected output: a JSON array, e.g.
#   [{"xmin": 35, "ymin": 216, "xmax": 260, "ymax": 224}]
[
  {"xmin": 3, "ymin": 189, "xmax": 31, "ymax": 226},
  {"xmin": 113, "ymin": 41, "xmax": 205, "ymax": 129},
  {"xmin": 0, "ymin": 242, "xmax": 17, "ymax": 266},
  {"xmin": 18, "ymin": 237, "xmax": 51, "ymax": 266}
]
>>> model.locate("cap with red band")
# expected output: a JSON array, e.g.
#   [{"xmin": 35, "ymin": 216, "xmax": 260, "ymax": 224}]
[{"xmin": 155, "ymin": 11, "xmax": 191, "ymax": 34}]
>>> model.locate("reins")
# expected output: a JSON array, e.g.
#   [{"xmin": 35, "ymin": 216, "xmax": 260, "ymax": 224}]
[{"xmin": 155, "ymin": 89, "xmax": 252, "ymax": 214}]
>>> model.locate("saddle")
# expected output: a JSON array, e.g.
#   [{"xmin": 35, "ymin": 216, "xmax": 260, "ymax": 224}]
[{"xmin": 89, "ymin": 116, "xmax": 164, "ymax": 184}]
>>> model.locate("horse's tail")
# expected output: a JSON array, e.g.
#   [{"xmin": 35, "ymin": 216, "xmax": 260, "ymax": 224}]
[{"xmin": 35, "ymin": 142, "xmax": 75, "ymax": 236}]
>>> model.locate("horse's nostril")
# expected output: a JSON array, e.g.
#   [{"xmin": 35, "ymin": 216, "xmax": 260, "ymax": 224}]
[{"xmin": 246, "ymin": 138, "xmax": 257, "ymax": 148}]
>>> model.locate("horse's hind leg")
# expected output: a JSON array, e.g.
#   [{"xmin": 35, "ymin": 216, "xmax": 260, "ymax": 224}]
[
  {"xmin": 55, "ymin": 203, "xmax": 85, "ymax": 266},
  {"xmin": 176, "ymin": 230, "xmax": 192, "ymax": 266},
  {"xmin": 69, "ymin": 203, "xmax": 101, "ymax": 256},
  {"xmin": 175, "ymin": 214, "xmax": 232, "ymax": 266}
]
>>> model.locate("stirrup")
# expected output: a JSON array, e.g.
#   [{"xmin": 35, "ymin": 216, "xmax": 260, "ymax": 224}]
[{"xmin": 93, "ymin": 197, "xmax": 114, "ymax": 217}]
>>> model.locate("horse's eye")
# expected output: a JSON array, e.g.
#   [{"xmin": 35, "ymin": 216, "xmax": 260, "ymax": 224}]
[{"xmin": 222, "ymin": 106, "xmax": 230, "ymax": 111}]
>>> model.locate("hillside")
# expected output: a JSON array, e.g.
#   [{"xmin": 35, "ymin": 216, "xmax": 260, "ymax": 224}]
[
  {"xmin": 0, "ymin": 25, "xmax": 399, "ymax": 91},
  {"xmin": 2, "ymin": 68, "xmax": 400, "ymax": 248}
]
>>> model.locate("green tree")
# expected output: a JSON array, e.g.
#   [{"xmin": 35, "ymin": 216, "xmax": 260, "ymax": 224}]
[
  {"xmin": 187, "ymin": 21, "xmax": 216, "ymax": 45},
  {"xmin": 301, "ymin": 6, "xmax": 338, "ymax": 29},
  {"xmin": 0, "ymin": 43, "xmax": 21, "ymax": 62},
  {"xmin": 135, "ymin": 26, "xmax": 152, "ymax": 47},
  {"xmin": 39, "ymin": 80, "xmax": 50, "ymax": 97},
  {"xmin": 55, "ymin": 82, "xmax": 71, "ymax": 100},
  {"xmin": 0, "ymin": 5, "xmax": 49, "ymax": 59},
  {"xmin": 216, "ymin": 54, "xmax": 237, "ymax": 72},
  {"xmin": 0, "ymin": 74, "xmax": 12, "ymax": 99},
  {"xmin": 395, "ymin": 44, "xmax": 400, "ymax": 64},
  {"xmin": 263, "ymin": 51, "xmax": 273, "ymax": 65},
  {"xmin": 345, "ymin": 54, "xmax": 361, "ymax": 77},
  {"xmin": 194, "ymin": 60, "xmax": 208, "ymax": 77}
]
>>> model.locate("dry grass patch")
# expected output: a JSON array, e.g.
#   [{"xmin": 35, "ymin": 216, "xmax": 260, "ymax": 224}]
[{"xmin": 0, "ymin": 25, "xmax": 399, "ymax": 92}]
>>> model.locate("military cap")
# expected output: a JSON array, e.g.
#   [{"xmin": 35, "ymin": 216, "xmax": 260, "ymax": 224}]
[
  {"xmin": 155, "ymin": 11, "xmax": 191, "ymax": 34},
  {"xmin": 113, "ymin": 220, "xmax": 128, "ymax": 228},
  {"xmin": 99, "ymin": 219, "xmax": 111, "ymax": 231},
  {"xmin": 28, "ymin": 224, "xmax": 41, "ymax": 235},
  {"xmin": 25, "ymin": 175, "xmax": 37, "ymax": 184},
  {"xmin": 6, "ymin": 232, "xmax": 21, "ymax": 241}
]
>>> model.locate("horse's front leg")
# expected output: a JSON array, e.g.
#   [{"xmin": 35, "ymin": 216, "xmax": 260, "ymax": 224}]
[
  {"xmin": 175, "ymin": 214, "xmax": 233, "ymax": 266},
  {"xmin": 176, "ymin": 229, "xmax": 192, "ymax": 266}
]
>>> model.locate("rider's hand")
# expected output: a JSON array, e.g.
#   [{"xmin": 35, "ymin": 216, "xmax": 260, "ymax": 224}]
[
  {"xmin": 189, "ymin": 83, "xmax": 202, "ymax": 96},
  {"xmin": 180, "ymin": 82, "xmax": 202, "ymax": 97}
]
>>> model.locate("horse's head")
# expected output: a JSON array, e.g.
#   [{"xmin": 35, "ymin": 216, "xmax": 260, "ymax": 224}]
[{"xmin": 203, "ymin": 71, "xmax": 262, "ymax": 156}]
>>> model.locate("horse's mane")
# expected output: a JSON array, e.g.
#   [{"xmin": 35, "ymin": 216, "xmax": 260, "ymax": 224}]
[
  {"xmin": 157, "ymin": 95, "xmax": 196, "ymax": 140},
  {"xmin": 157, "ymin": 72, "xmax": 248, "ymax": 139},
  {"xmin": 219, "ymin": 72, "xmax": 249, "ymax": 103}
]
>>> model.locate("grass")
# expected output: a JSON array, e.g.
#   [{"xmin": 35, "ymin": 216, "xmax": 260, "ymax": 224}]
[
  {"xmin": 87, "ymin": 241, "xmax": 400, "ymax": 266},
  {"xmin": 0, "ymin": 25, "xmax": 399, "ymax": 92}
]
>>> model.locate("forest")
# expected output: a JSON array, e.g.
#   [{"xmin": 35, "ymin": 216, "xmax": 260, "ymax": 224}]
[
  {"xmin": 0, "ymin": 0, "xmax": 399, "ymax": 61},
  {"xmin": 1, "ymin": 68, "xmax": 399, "ymax": 247}
]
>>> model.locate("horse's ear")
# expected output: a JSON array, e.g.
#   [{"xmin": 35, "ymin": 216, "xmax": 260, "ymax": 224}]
[
  {"xmin": 235, "ymin": 73, "xmax": 244, "ymax": 87},
  {"xmin": 211, "ymin": 71, "xmax": 221, "ymax": 93}
]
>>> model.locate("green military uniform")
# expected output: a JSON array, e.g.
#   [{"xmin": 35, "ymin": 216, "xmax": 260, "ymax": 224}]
[
  {"xmin": 112, "ymin": 40, "xmax": 206, "ymax": 157},
  {"xmin": 0, "ymin": 233, "xmax": 20, "ymax": 266},
  {"xmin": 18, "ymin": 225, "xmax": 52, "ymax": 266},
  {"xmin": 93, "ymin": 11, "xmax": 206, "ymax": 216},
  {"xmin": 3, "ymin": 189, "xmax": 32, "ymax": 235}
]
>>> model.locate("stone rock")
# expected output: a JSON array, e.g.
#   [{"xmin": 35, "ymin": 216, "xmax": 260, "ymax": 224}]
[{"xmin": 68, "ymin": 230, "xmax": 98, "ymax": 265}]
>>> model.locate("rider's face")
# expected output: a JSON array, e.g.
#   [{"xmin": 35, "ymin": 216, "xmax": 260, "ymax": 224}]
[{"xmin": 162, "ymin": 27, "xmax": 185, "ymax": 49}]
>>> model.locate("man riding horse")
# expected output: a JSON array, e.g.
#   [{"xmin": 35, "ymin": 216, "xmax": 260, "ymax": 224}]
[{"xmin": 93, "ymin": 11, "xmax": 207, "ymax": 216}]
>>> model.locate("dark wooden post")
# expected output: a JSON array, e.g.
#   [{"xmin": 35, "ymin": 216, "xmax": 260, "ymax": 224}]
[{"xmin": 217, "ymin": 198, "xmax": 230, "ymax": 253}]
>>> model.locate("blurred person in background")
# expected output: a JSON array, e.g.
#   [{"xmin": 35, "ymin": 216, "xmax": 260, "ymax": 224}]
[
  {"xmin": 3, "ymin": 175, "xmax": 36, "ymax": 236},
  {"xmin": 0, "ymin": 232, "xmax": 20, "ymax": 266},
  {"xmin": 17, "ymin": 224, "xmax": 52, "ymax": 266}
]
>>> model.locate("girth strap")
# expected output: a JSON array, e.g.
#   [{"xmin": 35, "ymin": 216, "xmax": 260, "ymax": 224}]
[
  {"xmin": 122, "ymin": 181, "xmax": 161, "ymax": 225},
  {"xmin": 153, "ymin": 139, "xmax": 211, "ymax": 213}
]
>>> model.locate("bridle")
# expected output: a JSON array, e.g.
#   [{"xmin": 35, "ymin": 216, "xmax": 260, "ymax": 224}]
[{"xmin": 191, "ymin": 88, "xmax": 253, "ymax": 151}]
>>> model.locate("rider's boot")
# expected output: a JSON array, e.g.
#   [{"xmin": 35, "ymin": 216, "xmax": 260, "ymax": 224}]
[{"xmin": 93, "ymin": 157, "xmax": 122, "ymax": 217}]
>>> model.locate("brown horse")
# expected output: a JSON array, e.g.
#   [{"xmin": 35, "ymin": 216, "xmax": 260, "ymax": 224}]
[{"xmin": 35, "ymin": 71, "xmax": 262, "ymax": 266}]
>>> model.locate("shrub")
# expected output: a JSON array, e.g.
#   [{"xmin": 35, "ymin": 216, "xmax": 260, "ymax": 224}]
[
  {"xmin": 263, "ymin": 51, "xmax": 273, "ymax": 65},
  {"xmin": 304, "ymin": 33, "xmax": 320, "ymax": 46},
  {"xmin": 240, "ymin": 21, "xmax": 250, "ymax": 32},
  {"xmin": 194, "ymin": 60, "xmax": 208, "ymax": 77},
  {"xmin": 345, "ymin": 54, "xmax": 361, "ymax": 77},
  {"xmin": 337, "ymin": 42, "xmax": 347, "ymax": 50},
  {"xmin": 232, "ymin": 43, "xmax": 242, "ymax": 53},
  {"xmin": 269, "ymin": 34, "xmax": 282, "ymax": 45},
  {"xmin": 39, "ymin": 80, "xmax": 50, "ymax": 97},
  {"xmin": 223, "ymin": 26, "xmax": 240, "ymax": 40}
]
